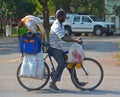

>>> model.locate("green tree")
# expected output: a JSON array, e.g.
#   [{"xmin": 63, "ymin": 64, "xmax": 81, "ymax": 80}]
[
  {"xmin": 51, "ymin": 0, "xmax": 72, "ymax": 12},
  {"xmin": 2, "ymin": 0, "xmax": 37, "ymax": 22},
  {"xmin": 1, "ymin": 0, "xmax": 38, "ymax": 34},
  {"xmin": 14, "ymin": 0, "xmax": 37, "ymax": 19},
  {"xmin": 114, "ymin": 5, "xmax": 120, "ymax": 16},
  {"xmin": 1, "ymin": 0, "xmax": 106, "ymax": 33}
]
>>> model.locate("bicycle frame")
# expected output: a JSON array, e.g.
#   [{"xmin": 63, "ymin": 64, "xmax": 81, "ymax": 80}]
[
  {"xmin": 42, "ymin": 42, "xmax": 70, "ymax": 75},
  {"xmin": 17, "ymin": 41, "xmax": 104, "ymax": 91},
  {"xmin": 44, "ymin": 53, "xmax": 56, "ymax": 73},
  {"xmin": 42, "ymin": 42, "xmax": 56, "ymax": 73}
]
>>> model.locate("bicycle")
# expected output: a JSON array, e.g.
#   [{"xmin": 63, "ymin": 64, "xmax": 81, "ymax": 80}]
[{"xmin": 16, "ymin": 41, "xmax": 104, "ymax": 91}]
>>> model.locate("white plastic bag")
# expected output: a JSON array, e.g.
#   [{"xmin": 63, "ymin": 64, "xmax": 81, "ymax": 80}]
[
  {"xmin": 20, "ymin": 51, "xmax": 45, "ymax": 79},
  {"xmin": 25, "ymin": 19, "xmax": 37, "ymax": 33},
  {"xmin": 67, "ymin": 43, "xmax": 85, "ymax": 63},
  {"xmin": 22, "ymin": 15, "xmax": 45, "ymax": 34}
]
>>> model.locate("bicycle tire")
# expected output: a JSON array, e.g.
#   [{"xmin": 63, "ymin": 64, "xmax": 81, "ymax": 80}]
[
  {"xmin": 16, "ymin": 62, "xmax": 50, "ymax": 90},
  {"xmin": 71, "ymin": 57, "xmax": 104, "ymax": 91}
]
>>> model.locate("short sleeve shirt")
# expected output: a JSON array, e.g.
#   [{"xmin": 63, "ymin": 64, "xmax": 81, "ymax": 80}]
[{"xmin": 49, "ymin": 19, "xmax": 65, "ymax": 50}]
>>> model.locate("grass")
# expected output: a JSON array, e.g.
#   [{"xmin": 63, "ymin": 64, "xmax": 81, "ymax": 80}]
[{"xmin": 12, "ymin": 33, "xmax": 18, "ymax": 37}]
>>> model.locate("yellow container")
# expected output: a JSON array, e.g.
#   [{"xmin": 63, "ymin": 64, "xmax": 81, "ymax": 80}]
[
  {"xmin": 67, "ymin": 63, "xmax": 73, "ymax": 69},
  {"xmin": 75, "ymin": 63, "xmax": 82, "ymax": 69}
]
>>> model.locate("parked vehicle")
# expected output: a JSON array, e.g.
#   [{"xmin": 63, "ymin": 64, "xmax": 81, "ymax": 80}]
[
  {"xmin": 49, "ymin": 15, "xmax": 55, "ymax": 25},
  {"xmin": 64, "ymin": 14, "xmax": 116, "ymax": 36},
  {"xmin": 37, "ymin": 15, "xmax": 55, "ymax": 25},
  {"xmin": 37, "ymin": 15, "xmax": 43, "ymax": 24}
]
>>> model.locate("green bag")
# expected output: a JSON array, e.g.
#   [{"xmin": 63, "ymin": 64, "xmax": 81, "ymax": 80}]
[{"xmin": 18, "ymin": 27, "xmax": 27, "ymax": 36}]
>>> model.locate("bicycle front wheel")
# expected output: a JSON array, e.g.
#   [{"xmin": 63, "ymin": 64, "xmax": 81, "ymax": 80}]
[
  {"xmin": 71, "ymin": 57, "xmax": 104, "ymax": 91},
  {"xmin": 17, "ymin": 62, "xmax": 50, "ymax": 90}
]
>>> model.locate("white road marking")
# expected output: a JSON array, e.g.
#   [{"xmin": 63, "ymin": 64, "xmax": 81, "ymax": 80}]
[{"xmin": 0, "ymin": 58, "xmax": 21, "ymax": 64}]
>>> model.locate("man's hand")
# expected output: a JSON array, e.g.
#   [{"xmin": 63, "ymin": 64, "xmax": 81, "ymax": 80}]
[
  {"xmin": 62, "ymin": 35, "xmax": 83, "ymax": 44},
  {"xmin": 75, "ymin": 38, "xmax": 83, "ymax": 44}
]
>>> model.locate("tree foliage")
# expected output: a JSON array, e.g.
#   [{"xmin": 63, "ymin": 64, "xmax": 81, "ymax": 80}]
[
  {"xmin": 14, "ymin": 0, "xmax": 37, "ymax": 19},
  {"xmin": 1, "ymin": 0, "xmax": 106, "ymax": 31},
  {"xmin": 114, "ymin": 6, "xmax": 120, "ymax": 16}
]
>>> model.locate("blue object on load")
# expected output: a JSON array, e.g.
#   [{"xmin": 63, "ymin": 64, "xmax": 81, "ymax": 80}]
[
  {"xmin": 19, "ymin": 34, "xmax": 41, "ymax": 54},
  {"xmin": 63, "ymin": 50, "xmax": 69, "ymax": 55}
]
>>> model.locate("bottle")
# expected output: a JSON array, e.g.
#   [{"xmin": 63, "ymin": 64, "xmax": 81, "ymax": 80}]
[
  {"xmin": 67, "ymin": 63, "xmax": 73, "ymax": 69},
  {"xmin": 75, "ymin": 63, "xmax": 82, "ymax": 69},
  {"xmin": 26, "ymin": 32, "xmax": 33, "ymax": 37}
]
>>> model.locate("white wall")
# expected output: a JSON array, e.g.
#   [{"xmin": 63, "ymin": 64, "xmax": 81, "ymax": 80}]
[{"xmin": 105, "ymin": 0, "xmax": 120, "ymax": 34}]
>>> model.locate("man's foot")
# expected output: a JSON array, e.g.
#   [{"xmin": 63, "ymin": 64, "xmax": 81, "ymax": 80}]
[
  {"xmin": 76, "ymin": 82, "xmax": 88, "ymax": 87},
  {"xmin": 49, "ymin": 83, "xmax": 60, "ymax": 92},
  {"xmin": 79, "ymin": 82, "xmax": 87, "ymax": 87}
]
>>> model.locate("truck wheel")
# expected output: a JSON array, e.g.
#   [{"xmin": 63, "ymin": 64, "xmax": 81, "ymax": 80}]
[
  {"xmin": 64, "ymin": 27, "xmax": 72, "ymax": 35},
  {"xmin": 94, "ymin": 27, "xmax": 103, "ymax": 36}
]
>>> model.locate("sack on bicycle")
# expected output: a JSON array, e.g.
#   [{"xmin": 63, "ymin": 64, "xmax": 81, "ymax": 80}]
[
  {"xmin": 67, "ymin": 43, "xmax": 85, "ymax": 64},
  {"xmin": 20, "ymin": 51, "xmax": 45, "ymax": 79}
]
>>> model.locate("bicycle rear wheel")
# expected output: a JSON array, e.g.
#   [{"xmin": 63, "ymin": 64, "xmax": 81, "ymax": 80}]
[
  {"xmin": 17, "ymin": 62, "xmax": 50, "ymax": 90},
  {"xmin": 71, "ymin": 57, "xmax": 104, "ymax": 91}
]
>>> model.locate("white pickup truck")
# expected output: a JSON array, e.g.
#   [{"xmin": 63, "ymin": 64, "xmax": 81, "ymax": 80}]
[{"xmin": 64, "ymin": 14, "xmax": 116, "ymax": 36}]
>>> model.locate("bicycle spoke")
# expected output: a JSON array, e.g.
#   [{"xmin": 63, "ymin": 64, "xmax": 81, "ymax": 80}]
[
  {"xmin": 17, "ymin": 62, "xmax": 50, "ymax": 90},
  {"xmin": 71, "ymin": 57, "xmax": 104, "ymax": 90}
]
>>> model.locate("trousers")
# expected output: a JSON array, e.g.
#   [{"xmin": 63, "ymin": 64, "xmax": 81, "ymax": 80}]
[
  {"xmin": 47, "ymin": 47, "xmax": 78, "ymax": 82},
  {"xmin": 47, "ymin": 47, "xmax": 66, "ymax": 82}
]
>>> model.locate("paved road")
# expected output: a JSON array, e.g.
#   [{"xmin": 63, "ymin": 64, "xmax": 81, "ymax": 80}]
[{"xmin": 0, "ymin": 36, "xmax": 120, "ymax": 97}]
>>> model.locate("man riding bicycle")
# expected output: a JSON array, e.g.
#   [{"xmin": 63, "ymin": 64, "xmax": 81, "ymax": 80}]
[{"xmin": 48, "ymin": 9, "xmax": 87, "ymax": 92}]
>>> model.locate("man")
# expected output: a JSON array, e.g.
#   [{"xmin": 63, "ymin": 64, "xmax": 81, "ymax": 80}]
[{"xmin": 49, "ymin": 9, "xmax": 86, "ymax": 92}]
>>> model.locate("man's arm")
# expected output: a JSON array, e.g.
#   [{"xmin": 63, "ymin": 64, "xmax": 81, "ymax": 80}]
[{"xmin": 61, "ymin": 34, "xmax": 82, "ymax": 44}]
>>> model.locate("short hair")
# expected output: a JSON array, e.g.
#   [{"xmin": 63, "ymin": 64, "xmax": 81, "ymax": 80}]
[{"xmin": 55, "ymin": 9, "xmax": 65, "ymax": 18}]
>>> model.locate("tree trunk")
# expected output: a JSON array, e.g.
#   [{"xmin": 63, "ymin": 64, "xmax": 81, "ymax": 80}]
[
  {"xmin": 0, "ymin": 0, "xmax": 3, "ymax": 34},
  {"xmin": 38, "ymin": 0, "xmax": 50, "ymax": 41},
  {"xmin": 42, "ymin": 7, "xmax": 50, "ymax": 32},
  {"xmin": 42, "ymin": 7, "xmax": 50, "ymax": 41},
  {"xmin": 99, "ymin": 0, "xmax": 105, "ymax": 20}
]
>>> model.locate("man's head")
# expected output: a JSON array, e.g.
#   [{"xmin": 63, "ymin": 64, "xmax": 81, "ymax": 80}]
[{"xmin": 55, "ymin": 9, "xmax": 66, "ymax": 23}]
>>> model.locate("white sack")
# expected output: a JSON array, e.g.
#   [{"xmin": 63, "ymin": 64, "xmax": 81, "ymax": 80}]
[
  {"xmin": 20, "ymin": 51, "xmax": 45, "ymax": 79},
  {"xmin": 24, "ymin": 15, "xmax": 45, "ymax": 34}
]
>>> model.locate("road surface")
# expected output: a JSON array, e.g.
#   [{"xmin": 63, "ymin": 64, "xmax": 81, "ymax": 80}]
[{"xmin": 0, "ymin": 36, "xmax": 120, "ymax": 97}]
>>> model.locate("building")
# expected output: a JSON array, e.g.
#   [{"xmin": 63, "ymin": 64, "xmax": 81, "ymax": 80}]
[{"xmin": 105, "ymin": 0, "xmax": 120, "ymax": 34}]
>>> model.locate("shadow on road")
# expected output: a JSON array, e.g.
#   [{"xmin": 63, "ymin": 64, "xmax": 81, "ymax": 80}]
[{"xmin": 28, "ymin": 89, "xmax": 120, "ymax": 95}]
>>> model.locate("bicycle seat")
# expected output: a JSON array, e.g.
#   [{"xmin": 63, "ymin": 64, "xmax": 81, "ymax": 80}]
[{"xmin": 47, "ymin": 47, "xmax": 69, "ymax": 57}]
